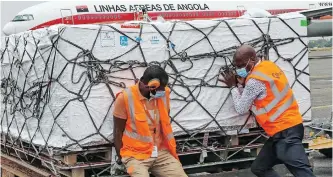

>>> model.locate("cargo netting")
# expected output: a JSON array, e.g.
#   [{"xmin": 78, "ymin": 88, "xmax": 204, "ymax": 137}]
[{"xmin": 1, "ymin": 14, "xmax": 310, "ymax": 176}]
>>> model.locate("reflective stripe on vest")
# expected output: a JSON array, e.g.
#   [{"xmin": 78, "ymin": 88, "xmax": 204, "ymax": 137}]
[
  {"xmin": 124, "ymin": 129, "xmax": 153, "ymax": 142},
  {"xmin": 125, "ymin": 88, "xmax": 169, "ymax": 142},
  {"xmin": 270, "ymin": 95, "xmax": 295, "ymax": 122},
  {"xmin": 166, "ymin": 132, "xmax": 174, "ymax": 141},
  {"xmin": 162, "ymin": 96, "xmax": 167, "ymax": 108},
  {"xmin": 250, "ymin": 71, "xmax": 295, "ymax": 122},
  {"xmin": 124, "ymin": 88, "xmax": 137, "ymax": 132}
]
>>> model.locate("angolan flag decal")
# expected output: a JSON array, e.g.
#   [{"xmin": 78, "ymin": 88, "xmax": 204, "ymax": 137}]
[{"xmin": 76, "ymin": 5, "xmax": 89, "ymax": 13}]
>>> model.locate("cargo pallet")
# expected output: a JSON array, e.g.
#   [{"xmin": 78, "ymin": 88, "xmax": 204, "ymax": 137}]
[
  {"xmin": 1, "ymin": 127, "xmax": 269, "ymax": 177},
  {"xmin": 3, "ymin": 124, "xmax": 326, "ymax": 177},
  {"xmin": 1, "ymin": 132, "xmax": 112, "ymax": 177}
]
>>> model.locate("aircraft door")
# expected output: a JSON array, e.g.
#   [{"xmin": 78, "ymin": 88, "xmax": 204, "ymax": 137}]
[{"xmin": 60, "ymin": 9, "xmax": 74, "ymax": 24}]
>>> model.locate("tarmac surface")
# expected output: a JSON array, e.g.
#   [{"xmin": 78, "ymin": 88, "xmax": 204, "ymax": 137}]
[
  {"xmin": 191, "ymin": 50, "xmax": 332, "ymax": 177},
  {"xmin": 309, "ymin": 50, "xmax": 332, "ymax": 123}
]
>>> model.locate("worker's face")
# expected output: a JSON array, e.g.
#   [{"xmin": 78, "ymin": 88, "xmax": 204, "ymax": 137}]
[
  {"xmin": 139, "ymin": 79, "xmax": 166, "ymax": 95},
  {"xmin": 144, "ymin": 85, "xmax": 166, "ymax": 95},
  {"xmin": 233, "ymin": 56, "xmax": 256, "ymax": 72}
]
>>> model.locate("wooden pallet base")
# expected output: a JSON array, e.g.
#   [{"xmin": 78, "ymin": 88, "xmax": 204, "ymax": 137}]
[
  {"xmin": 1, "ymin": 128, "xmax": 266, "ymax": 177},
  {"xmin": 60, "ymin": 147, "xmax": 113, "ymax": 176},
  {"xmin": 1, "ymin": 168, "xmax": 15, "ymax": 177},
  {"xmin": 1, "ymin": 142, "xmax": 114, "ymax": 177},
  {"xmin": 1, "ymin": 154, "xmax": 52, "ymax": 177}
]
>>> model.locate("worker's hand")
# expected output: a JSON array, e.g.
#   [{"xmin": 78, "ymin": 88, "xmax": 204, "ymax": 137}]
[
  {"xmin": 110, "ymin": 161, "xmax": 126, "ymax": 175},
  {"xmin": 236, "ymin": 76, "xmax": 245, "ymax": 87},
  {"xmin": 219, "ymin": 70, "xmax": 237, "ymax": 88}
]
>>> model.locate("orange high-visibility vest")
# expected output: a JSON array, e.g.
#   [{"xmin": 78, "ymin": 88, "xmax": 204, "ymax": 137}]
[
  {"xmin": 246, "ymin": 60, "xmax": 303, "ymax": 136},
  {"xmin": 118, "ymin": 84, "xmax": 179, "ymax": 160}
]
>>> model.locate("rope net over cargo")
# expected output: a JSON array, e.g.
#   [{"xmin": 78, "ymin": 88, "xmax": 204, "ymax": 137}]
[{"xmin": 0, "ymin": 14, "xmax": 310, "ymax": 176}]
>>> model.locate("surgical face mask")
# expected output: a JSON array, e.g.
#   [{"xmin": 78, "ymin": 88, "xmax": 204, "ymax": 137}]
[
  {"xmin": 151, "ymin": 90, "xmax": 165, "ymax": 98},
  {"xmin": 236, "ymin": 68, "xmax": 249, "ymax": 78},
  {"xmin": 236, "ymin": 59, "xmax": 251, "ymax": 78}
]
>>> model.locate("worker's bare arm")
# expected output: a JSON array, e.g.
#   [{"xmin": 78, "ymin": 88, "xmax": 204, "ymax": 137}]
[{"xmin": 113, "ymin": 116, "xmax": 126, "ymax": 161}]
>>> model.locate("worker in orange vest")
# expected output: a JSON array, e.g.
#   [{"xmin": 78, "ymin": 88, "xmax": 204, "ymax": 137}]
[
  {"xmin": 113, "ymin": 65, "xmax": 188, "ymax": 177},
  {"xmin": 220, "ymin": 45, "xmax": 316, "ymax": 177}
]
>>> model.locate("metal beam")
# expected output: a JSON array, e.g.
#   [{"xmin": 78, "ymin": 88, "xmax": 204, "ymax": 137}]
[
  {"xmin": 299, "ymin": 7, "xmax": 332, "ymax": 18},
  {"xmin": 307, "ymin": 19, "xmax": 332, "ymax": 37}
]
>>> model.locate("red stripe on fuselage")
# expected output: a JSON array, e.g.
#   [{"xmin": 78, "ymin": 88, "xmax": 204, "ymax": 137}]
[{"xmin": 30, "ymin": 9, "xmax": 305, "ymax": 30}]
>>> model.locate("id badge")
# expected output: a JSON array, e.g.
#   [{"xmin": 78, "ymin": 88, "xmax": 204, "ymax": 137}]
[{"xmin": 151, "ymin": 146, "xmax": 158, "ymax": 158}]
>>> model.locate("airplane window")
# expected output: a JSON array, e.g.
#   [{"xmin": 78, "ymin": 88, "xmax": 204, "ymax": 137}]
[
  {"xmin": 26, "ymin": 15, "xmax": 32, "ymax": 20},
  {"xmin": 12, "ymin": 15, "xmax": 25, "ymax": 21},
  {"xmin": 12, "ymin": 14, "xmax": 34, "ymax": 21}
]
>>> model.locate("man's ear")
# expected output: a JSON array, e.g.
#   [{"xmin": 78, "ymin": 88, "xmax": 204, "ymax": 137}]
[{"xmin": 250, "ymin": 56, "xmax": 256, "ymax": 62}]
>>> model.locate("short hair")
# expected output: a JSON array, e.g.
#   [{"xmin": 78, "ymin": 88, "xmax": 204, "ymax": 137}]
[
  {"xmin": 233, "ymin": 44, "xmax": 256, "ymax": 61},
  {"xmin": 141, "ymin": 65, "xmax": 169, "ymax": 87}
]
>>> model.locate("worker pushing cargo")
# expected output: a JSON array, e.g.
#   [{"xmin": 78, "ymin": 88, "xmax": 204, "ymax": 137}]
[
  {"xmin": 220, "ymin": 45, "xmax": 316, "ymax": 177},
  {"xmin": 113, "ymin": 65, "xmax": 188, "ymax": 177}
]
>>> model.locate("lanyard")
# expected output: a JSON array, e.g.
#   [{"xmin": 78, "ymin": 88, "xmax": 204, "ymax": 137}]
[{"xmin": 141, "ymin": 99, "xmax": 158, "ymax": 134}]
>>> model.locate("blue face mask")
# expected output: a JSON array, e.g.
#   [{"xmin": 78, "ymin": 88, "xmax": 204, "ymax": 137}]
[
  {"xmin": 151, "ymin": 90, "xmax": 165, "ymax": 98},
  {"xmin": 236, "ymin": 68, "xmax": 249, "ymax": 78},
  {"xmin": 236, "ymin": 59, "xmax": 252, "ymax": 78}
]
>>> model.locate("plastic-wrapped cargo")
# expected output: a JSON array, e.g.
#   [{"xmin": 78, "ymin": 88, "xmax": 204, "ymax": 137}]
[{"xmin": 0, "ymin": 12, "xmax": 311, "ymax": 150}]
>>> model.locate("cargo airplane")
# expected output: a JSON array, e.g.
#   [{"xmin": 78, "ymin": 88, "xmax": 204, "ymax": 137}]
[{"xmin": 2, "ymin": 1, "xmax": 332, "ymax": 36}]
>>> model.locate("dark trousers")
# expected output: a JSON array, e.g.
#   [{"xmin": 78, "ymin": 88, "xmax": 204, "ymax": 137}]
[{"xmin": 251, "ymin": 123, "xmax": 316, "ymax": 177}]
